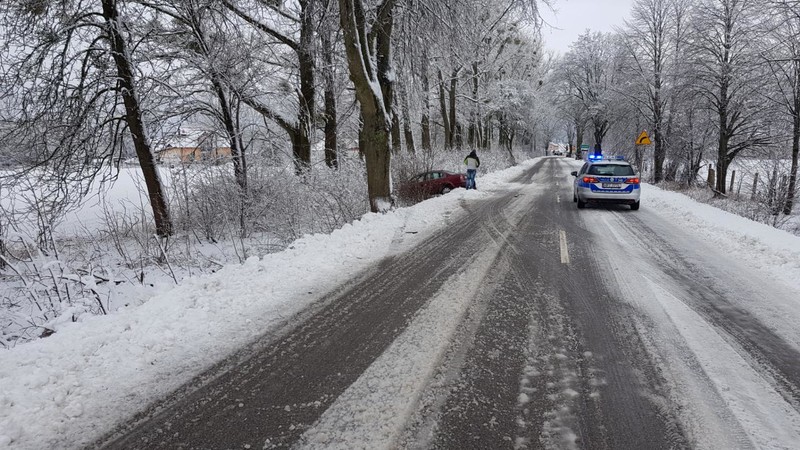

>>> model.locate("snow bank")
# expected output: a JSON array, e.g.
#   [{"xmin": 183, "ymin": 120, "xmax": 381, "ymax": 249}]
[
  {"xmin": 642, "ymin": 184, "xmax": 800, "ymax": 291},
  {"xmin": 0, "ymin": 160, "xmax": 535, "ymax": 449}
]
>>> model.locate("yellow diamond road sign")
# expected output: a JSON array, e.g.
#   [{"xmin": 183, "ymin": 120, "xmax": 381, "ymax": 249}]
[{"xmin": 636, "ymin": 131, "xmax": 652, "ymax": 145}]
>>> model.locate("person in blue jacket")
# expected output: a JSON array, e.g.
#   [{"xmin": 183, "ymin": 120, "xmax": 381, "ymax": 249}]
[{"xmin": 464, "ymin": 150, "xmax": 480, "ymax": 190}]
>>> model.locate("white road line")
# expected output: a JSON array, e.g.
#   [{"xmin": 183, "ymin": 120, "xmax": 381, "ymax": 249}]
[{"xmin": 559, "ymin": 230, "xmax": 570, "ymax": 264}]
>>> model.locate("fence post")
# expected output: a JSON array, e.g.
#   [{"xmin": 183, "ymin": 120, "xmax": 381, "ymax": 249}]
[
  {"xmin": 729, "ymin": 170, "xmax": 736, "ymax": 195},
  {"xmin": 751, "ymin": 172, "xmax": 759, "ymax": 200},
  {"xmin": 737, "ymin": 175, "xmax": 743, "ymax": 196},
  {"xmin": 707, "ymin": 168, "xmax": 716, "ymax": 189}
]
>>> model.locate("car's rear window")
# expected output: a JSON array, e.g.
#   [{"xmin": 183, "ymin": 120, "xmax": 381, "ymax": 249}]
[{"xmin": 587, "ymin": 164, "xmax": 634, "ymax": 176}]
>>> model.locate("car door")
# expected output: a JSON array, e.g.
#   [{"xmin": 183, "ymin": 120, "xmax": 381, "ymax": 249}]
[
  {"xmin": 418, "ymin": 172, "xmax": 435, "ymax": 195},
  {"xmin": 574, "ymin": 163, "xmax": 588, "ymax": 196},
  {"xmin": 428, "ymin": 172, "xmax": 446, "ymax": 194}
]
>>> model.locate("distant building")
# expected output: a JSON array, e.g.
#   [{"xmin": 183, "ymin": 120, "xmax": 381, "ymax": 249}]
[
  {"xmin": 211, "ymin": 147, "xmax": 232, "ymax": 159},
  {"xmin": 157, "ymin": 127, "xmax": 231, "ymax": 164}
]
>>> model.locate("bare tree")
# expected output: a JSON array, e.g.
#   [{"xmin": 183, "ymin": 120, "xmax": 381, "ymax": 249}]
[
  {"xmin": 765, "ymin": 0, "xmax": 800, "ymax": 214},
  {"xmin": 320, "ymin": 0, "xmax": 341, "ymax": 168},
  {"xmin": 133, "ymin": 0, "xmax": 256, "ymax": 234},
  {"xmin": 690, "ymin": 0, "xmax": 771, "ymax": 195},
  {"xmin": 395, "ymin": 0, "xmax": 547, "ymax": 153},
  {"xmin": 553, "ymin": 58, "xmax": 589, "ymax": 156},
  {"xmin": 0, "ymin": 0, "xmax": 173, "ymax": 236},
  {"xmin": 562, "ymin": 31, "xmax": 621, "ymax": 150},
  {"xmin": 620, "ymin": 0, "xmax": 679, "ymax": 182},
  {"xmin": 222, "ymin": 0, "xmax": 317, "ymax": 172}
]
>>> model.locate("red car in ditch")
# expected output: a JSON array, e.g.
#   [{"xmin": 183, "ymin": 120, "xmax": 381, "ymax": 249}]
[{"xmin": 399, "ymin": 170, "xmax": 466, "ymax": 199}]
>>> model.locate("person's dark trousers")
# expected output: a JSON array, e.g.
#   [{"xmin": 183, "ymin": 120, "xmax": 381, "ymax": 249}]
[{"xmin": 466, "ymin": 169, "xmax": 477, "ymax": 189}]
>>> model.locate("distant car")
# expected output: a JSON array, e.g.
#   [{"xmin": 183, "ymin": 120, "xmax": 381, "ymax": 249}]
[
  {"xmin": 571, "ymin": 157, "xmax": 641, "ymax": 210},
  {"xmin": 399, "ymin": 170, "xmax": 466, "ymax": 199}
]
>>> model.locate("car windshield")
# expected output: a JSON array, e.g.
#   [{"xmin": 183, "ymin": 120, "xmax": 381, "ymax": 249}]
[{"xmin": 587, "ymin": 164, "xmax": 634, "ymax": 176}]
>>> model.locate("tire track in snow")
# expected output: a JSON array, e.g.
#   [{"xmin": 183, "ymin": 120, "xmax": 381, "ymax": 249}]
[
  {"xmin": 616, "ymin": 212, "xmax": 800, "ymax": 413},
  {"xmin": 594, "ymin": 208, "xmax": 800, "ymax": 448},
  {"xmin": 414, "ymin": 158, "xmax": 686, "ymax": 449},
  {"xmin": 98, "ymin": 187, "xmax": 523, "ymax": 450}
]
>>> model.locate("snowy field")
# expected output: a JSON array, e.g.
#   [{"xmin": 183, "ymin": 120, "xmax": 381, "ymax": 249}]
[
  {"xmin": 1, "ymin": 166, "xmax": 166, "ymax": 239},
  {"xmin": 2, "ymin": 157, "xmax": 800, "ymax": 448}
]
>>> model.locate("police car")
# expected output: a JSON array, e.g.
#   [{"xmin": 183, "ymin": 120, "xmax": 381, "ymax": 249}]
[{"xmin": 571, "ymin": 156, "xmax": 641, "ymax": 210}]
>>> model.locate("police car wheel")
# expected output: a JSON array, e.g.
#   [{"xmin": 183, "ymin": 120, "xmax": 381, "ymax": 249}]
[
  {"xmin": 573, "ymin": 194, "xmax": 577, "ymax": 203},
  {"xmin": 631, "ymin": 201, "xmax": 640, "ymax": 211},
  {"xmin": 577, "ymin": 198, "xmax": 586, "ymax": 209}
]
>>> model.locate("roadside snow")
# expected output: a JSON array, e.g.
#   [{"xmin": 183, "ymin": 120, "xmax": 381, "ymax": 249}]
[
  {"xmin": 0, "ymin": 160, "xmax": 534, "ymax": 449},
  {"xmin": 642, "ymin": 184, "xmax": 800, "ymax": 292},
  {"xmin": 2, "ymin": 157, "xmax": 799, "ymax": 449}
]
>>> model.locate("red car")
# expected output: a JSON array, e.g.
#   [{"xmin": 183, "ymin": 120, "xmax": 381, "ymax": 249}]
[{"xmin": 399, "ymin": 170, "xmax": 466, "ymax": 199}]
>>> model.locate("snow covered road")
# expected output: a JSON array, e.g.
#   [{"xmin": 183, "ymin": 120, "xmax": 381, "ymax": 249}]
[{"xmin": 3, "ymin": 157, "xmax": 800, "ymax": 449}]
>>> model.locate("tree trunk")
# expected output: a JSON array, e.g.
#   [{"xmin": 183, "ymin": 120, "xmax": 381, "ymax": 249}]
[
  {"xmin": 321, "ymin": 28, "xmax": 338, "ymax": 168},
  {"xmin": 339, "ymin": 0, "xmax": 396, "ymax": 212},
  {"xmin": 291, "ymin": 129, "xmax": 311, "ymax": 173},
  {"xmin": 296, "ymin": 0, "xmax": 316, "ymax": 170},
  {"xmin": 716, "ymin": 126, "xmax": 730, "ymax": 195},
  {"xmin": 565, "ymin": 124, "xmax": 575, "ymax": 157},
  {"xmin": 391, "ymin": 109, "xmax": 401, "ymax": 153},
  {"xmin": 420, "ymin": 51, "xmax": 431, "ymax": 152},
  {"xmin": 468, "ymin": 62, "xmax": 479, "ymax": 148},
  {"xmin": 716, "ymin": 155, "xmax": 730, "ymax": 196},
  {"xmin": 101, "ymin": 0, "xmax": 172, "ymax": 236},
  {"xmin": 653, "ymin": 97, "xmax": 665, "ymax": 183},
  {"xmin": 593, "ymin": 119, "xmax": 607, "ymax": 149},
  {"xmin": 505, "ymin": 129, "xmax": 516, "ymax": 165},
  {"xmin": 715, "ymin": 24, "xmax": 732, "ymax": 196},
  {"xmin": 212, "ymin": 79, "xmax": 247, "ymax": 236},
  {"xmin": 421, "ymin": 113, "xmax": 431, "ymax": 152},
  {"xmin": 449, "ymin": 68, "xmax": 458, "ymax": 147},
  {"xmin": 575, "ymin": 119, "xmax": 584, "ymax": 158},
  {"xmin": 212, "ymin": 79, "xmax": 246, "ymax": 192},
  {"xmin": 399, "ymin": 81, "xmax": 415, "ymax": 154},
  {"xmin": 323, "ymin": 89, "xmax": 338, "ymax": 168},
  {"xmin": 438, "ymin": 69, "xmax": 451, "ymax": 148},
  {"xmin": 752, "ymin": 172, "xmax": 759, "ymax": 200},
  {"xmin": 0, "ymin": 212, "xmax": 5, "ymax": 269},
  {"xmin": 483, "ymin": 116, "xmax": 492, "ymax": 149},
  {"xmin": 652, "ymin": 29, "xmax": 665, "ymax": 183},
  {"xmin": 785, "ymin": 104, "xmax": 800, "ymax": 214},
  {"xmin": 361, "ymin": 112, "xmax": 392, "ymax": 211}
]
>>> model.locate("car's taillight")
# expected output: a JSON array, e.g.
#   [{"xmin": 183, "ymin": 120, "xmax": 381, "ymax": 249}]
[
  {"xmin": 625, "ymin": 178, "xmax": 640, "ymax": 184},
  {"xmin": 582, "ymin": 176, "xmax": 600, "ymax": 183}
]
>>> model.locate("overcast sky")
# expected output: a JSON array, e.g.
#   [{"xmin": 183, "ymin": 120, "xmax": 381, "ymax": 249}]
[{"xmin": 540, "ymin": 0, "xmax": 635, "ymax": 54}]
